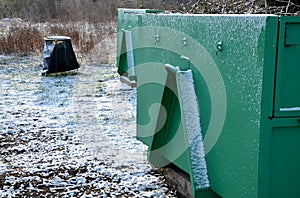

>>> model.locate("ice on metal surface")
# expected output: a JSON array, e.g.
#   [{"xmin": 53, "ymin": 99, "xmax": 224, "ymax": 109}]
[
  {"xmin": 45, "ymin": 36, "xmax": 71, "ymax": 40},
  {"xmin": 122, "ymin": 30, "xmax": 135, "ymax": 77},
  {"xmin": 176, "ymin": 68, "xmax": 210, "ymax": 190},
  {"xmin": 280, "ymin": 107, "xmax": 300, "ymax": 112}
]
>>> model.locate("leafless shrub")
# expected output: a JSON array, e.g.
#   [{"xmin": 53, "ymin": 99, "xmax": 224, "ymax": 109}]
[
  {"xmin": 0, "ymin": 0, "xmax": 118, "ymax": 56},
  {"xmin": 188, "ymin": 0, "xmax": 300, "ymax": 15},
  {"xmin": 0, "ymin": 0, "xmax": 119, "ymax": 23},
  {"xmin": 0, "ymin": 26, "xmax": 43, "ymax": 55},
  {"xmin": 0, "ymin": 21, "xmax": 116, "ymax": 56}
]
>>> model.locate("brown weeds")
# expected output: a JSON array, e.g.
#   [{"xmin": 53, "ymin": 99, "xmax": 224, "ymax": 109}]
[
  {"xmin": 0, "ymin": 22, "xmax": 115, "ymax": 56},
  {"xmin": 0, "ymin": 26, "xmax": 43, "ymax": 55}
]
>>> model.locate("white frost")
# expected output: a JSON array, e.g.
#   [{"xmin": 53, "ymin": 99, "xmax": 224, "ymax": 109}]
[
  {"xmin": 176, "ymin": 68, "xmax": 210, "ymax": 190},
  {"xmin": 280, "ymin": 107, "xmax": 300, "ymax": 112}
]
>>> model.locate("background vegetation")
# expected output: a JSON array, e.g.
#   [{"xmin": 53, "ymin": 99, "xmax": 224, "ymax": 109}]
[
  {"xmin": 0, "ymin": 0, "xmax": 120, "ymax": 56},
  {"xmin": 0, "ymin": 0, "xmax": 184, "ymax": 23},
  {"xmin": 0, "ymin": 0, "xmax": 299, "ymax": 56},
  {"xmin": 0, "ymin": 0, "xmax": 118, "ymax": 23},
  {"xmin": 0, "ymin": 0, "xmax": 178, "ymax": 56}
]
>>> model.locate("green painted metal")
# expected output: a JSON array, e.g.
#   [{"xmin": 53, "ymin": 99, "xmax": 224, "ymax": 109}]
[
  {"xmin": 117, "ymin": 9, "xmax": 300, "ymax": 198},
  {"xmin": 117, "ymin": 9, "xmax": 146, "ymax": 76},
  {"xmin": 117, "ymin": 9, "xmax": 167, "ymax": 145},
  {"xmin": 274, "ymin": 16, "xmax": 300, "ymax": 117}
]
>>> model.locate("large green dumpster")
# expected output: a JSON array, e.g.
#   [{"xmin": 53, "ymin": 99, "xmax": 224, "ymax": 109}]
[{"xmin": 117, "ymin": 9, "xmax": 300, "ymax": 198}]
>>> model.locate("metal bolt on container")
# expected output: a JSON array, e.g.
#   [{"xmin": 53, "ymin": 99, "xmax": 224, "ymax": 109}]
[{"xmin": 117, "ymin": 8, "xmax": 300, "ymax": 198}]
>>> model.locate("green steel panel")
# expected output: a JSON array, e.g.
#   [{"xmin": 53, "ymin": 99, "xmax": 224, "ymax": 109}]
[
  {"xmin": 274, "ymin": 16, "xmax": 300, "ymax": 117},
  {"xmin": 135, "ymin": 62, "xmax": 167, "ymax": 145},
  {"xmin": 117, "ymin": 9, "xmax": 165, "ymax": 75},
  {"xmin": 270, "ymin": 125, "xmax": 300, "ymax": 198},
  {"xmin": 117, "ymin": 10, "xmax": 300, "ymax": 198},
  {"xmin": 285, "ymin": 23, "xmax": 300, "ymax": 45},
  {"xmin": 136, "ymin": 14, "xmax": 277, "ymax": 198},
  {"xmin": 117, "ymin": 9, "xmax": 147, "ymax": 76},
  {"xmin": 117, "ymin": 8, "xmax": 147, "ymax": 32},
  {"xmin": 257, "ymin": 16, "xmax": 280, "ymax": 198},
  {"xmin": 135, "ymin": 48, "xmax": 191, "ymax": 146},
  {"xmin": 259, "ymin": 117, "xmax": 300, "ymax": 198},
  {"xmin": 147, "ymin": 68, "xmax": 191, "ymax": 173}
]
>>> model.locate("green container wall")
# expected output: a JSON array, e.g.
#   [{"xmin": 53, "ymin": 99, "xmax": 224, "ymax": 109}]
[
  {"xmin": 117, "ymin": 9, "xmax": 168, "ymax": 145},
  {"xmin": 117, "ymin": 10, "xmax": 300, "ymax": 198},
  {"xmin": 117, "ymin": 9, "xmax": 146, "ymax": 76},
  {"xmin": 259, "ymin": 16, "xmax": 300, "ymax": 198},
  {"xmin": 274, "ymin": 17, "xmax": 300, "ymax": 117}
]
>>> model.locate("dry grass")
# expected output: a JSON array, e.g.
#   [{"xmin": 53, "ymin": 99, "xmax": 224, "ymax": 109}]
[
  {"xmin": 4, "ymin": 0, "xmax": 298, "ymax": 58},
  {"xmin": 0, "ymin": 0, "xmax": 173, "ymax": 57},
  {"xmin": 0, "ymin": 26, "xmax": 43, "ymax": 55},
  {"xmin": 0, "ymin": 21, "xmax": 116, "ymax": 62},
  {"xmin": 187, "ymin": 0, "xmax": 300, "ymax": 14},
  {"xmin": 48, "ymin": 25, "xmax": 95, "ymax": 54}
]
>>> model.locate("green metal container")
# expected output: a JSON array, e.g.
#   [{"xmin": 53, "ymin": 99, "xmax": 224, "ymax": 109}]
[{"xmin": 117, "ymin": 9, "xmax": 300, "ymax": 198}]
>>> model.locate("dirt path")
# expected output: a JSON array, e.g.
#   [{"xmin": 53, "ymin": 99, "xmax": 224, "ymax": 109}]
[{"xmin": 0, "ymin": 56, "xmax": 176, "ymax": 197}]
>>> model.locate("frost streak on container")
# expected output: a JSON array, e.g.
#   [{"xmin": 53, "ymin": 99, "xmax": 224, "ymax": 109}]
[
  {"xmin": 176, "ymin": 69, "xmax": 210, "ymax": 190},
  {"xmin": 280, "ymin": 107, "xmax": 300, "ymax": 112}
]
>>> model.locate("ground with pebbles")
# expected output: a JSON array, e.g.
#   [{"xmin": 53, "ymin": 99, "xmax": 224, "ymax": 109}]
[{"xmin": 0, "ymin": 55, "xmax": 176, "ymax": 197}]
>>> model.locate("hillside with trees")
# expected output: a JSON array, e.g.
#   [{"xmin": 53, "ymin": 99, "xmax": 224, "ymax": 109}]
[
  {"xmin": 1, "ymin": 0, "xmax": 299, "ymax": 24},
  {"xmin": 0, "ymin": 0, "xmax": 119, "ymax": 23},
  {"xmin": 0, "ymin": 0, "xmax": 299, "ymax": 55}
]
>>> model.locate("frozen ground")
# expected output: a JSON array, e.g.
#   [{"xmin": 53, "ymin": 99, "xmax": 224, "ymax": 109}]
[{"xmin": 0, "ymin": 56, "xmax": 176, "ymax": 197}]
